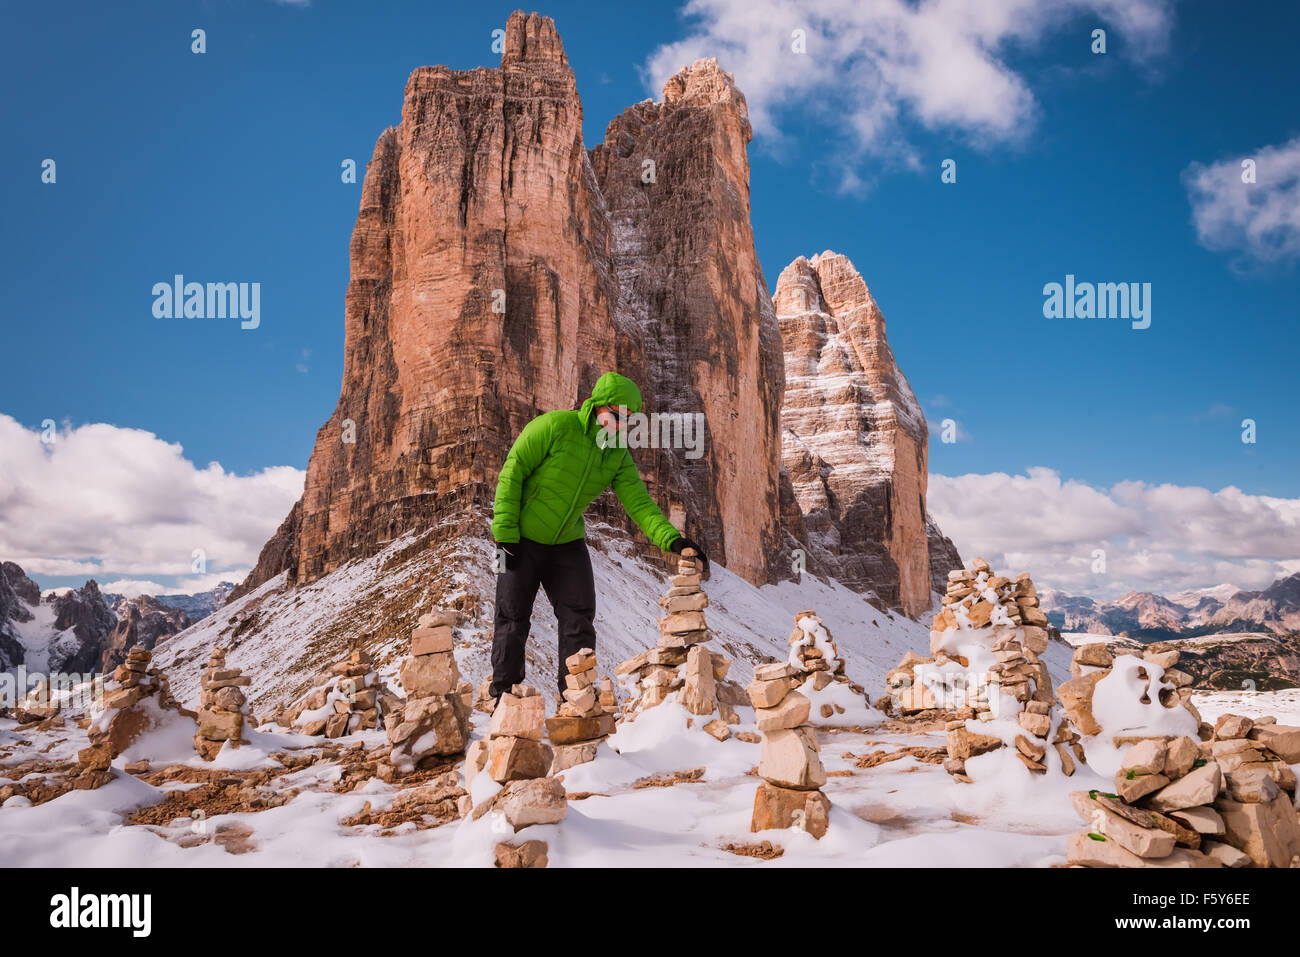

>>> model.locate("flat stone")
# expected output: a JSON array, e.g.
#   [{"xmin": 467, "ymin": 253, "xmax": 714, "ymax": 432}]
[
  {"xmin": 756, "ymin": 691, "xmax": 810, "ymax": 732},
  {"xmin": 1073, "ymin": 643, "xmax": 1113, "ymax": 668},
  {"xmin": 751, "ymin": 781, "xmax": 830, "ymax": 839},
  {"xmin": 495, "ymin": 839, "xmax": 548, "ymax": 868},
  {"xmin": 1115, "ymin": 771, "xmax": 1170, "ymax": 803},
  {"xmin": 759, "ymin": 727, "xmax": 825, "ymax": 791},
  {"xmin": 1070, "ymin": 791, "xmax": 1175, "ymax": 858},
  {"xmin": 550, "ymin": 741, "xmax": 599, "ymax": 773},
  {"xmin": 545, "ymin": 714, "xmax": 610, "ymax": 745},
  {"xmin": 1163, "ymin": 736, "xmax": 1200, "ymax": 780},
  {"xmin": 498, "ymin": 777, "xmax": 567, "ymax": 830},
  {"xmin": 488, "ymin": 735, "xmax": 554, "ymax": 782},
  {"xmin": 747, "ymin": 677, "xmax": 790, "ymax": 709},
  {"xmin": 1214, "ymin": 713, "xmax": 1254, "ymax": 740},
  {"xmin": 1218, "ymin": 793, "xmax": 1300, "ymax": 867},
  {"xmin": 488, "ymin": 692, "xmax": 545, "ymax": 740},
  {"xmin": 1202, "ymin": 840, "xmax": 1252, "ymax": 868},
  {"xmin": 1249, "ymin": 724, "xmax": 1300, "ymax": 763},
  {"xmin": 1057, "ymin": 671, "xmax": 1105, "ymax": 736},
  {"xmin": 1169, "ymin": 805, "xmax": 1225, "ymax": 836},
  {"xmin": 411, "ymin": 625, "xmax": 454, "ymax": 656},
  {"xmin": 399, "ymin": 652, "xmax": 458, "ymax": 697},
  {"xmin": 1121, "ymin": 739, "xmax": 1168, "ymax": 777},
  {"xmin": 1144, "ymin": 762, "xmax": 1221, "ymax": 812},
  {"xmin": 1224, "ymin": 767, "xmax": 1280, "ymax": 804},
  {"xmin": 659, "ymin": 592, "xmax": 709, "ymax": 614}
]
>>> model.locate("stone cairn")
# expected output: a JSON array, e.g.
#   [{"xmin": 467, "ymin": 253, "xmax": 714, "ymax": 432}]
[
  {"xmin": 1057, "ymin": 642, "xmax": 1203, "ymax": 740},
  {"xmin": 545, "ymin": 648, "xmax": 616, "ymax": 773},
  {"xmin": 748, "ymin": 661, "xmax": 831, "ymax": 839},
  {"xmin": 283, "ymin": 645, "xmax": 394, "ymax": 738},
  {"xmin": 886, "ymin": 558, "xmax": 1083, "ymax": 781},
  {"xmin": 11, "ymin": 675, "xmax": 60, "ymax": 724},
  {"xmin": 386, "ymin": 611, "xmax": 473, "ymax": 773},
  {"xmin": 786, "ymin": 610, "xmax": 864, "ymax": 719},
  {"xmin": 1067, "ymin": 714, "xmax": 1300, "ymax": 868},
  {"xmin": 75, "ymin": 644, "xmax": 191, "ymax": 787},
  {"xmin": 194, "ymin": 647, "xmax": 252, "ymax": 761},
  {"xmin": 614, "ymin": 547, "xmax": 745, "ymax": 739},
  {"xmin": 464, "ymin": 685, "xmax": 567, "ymax": 869}
]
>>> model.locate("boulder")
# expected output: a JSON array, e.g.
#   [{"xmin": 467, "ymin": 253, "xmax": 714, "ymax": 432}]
[
  {"xmin": 751, "ymin": 782, "xmax": 830, "ymax": 839},
  {"xmin": 498, "ymin": 777, "xmax": 567, "ymax": 830},
  {"xmin": 759, "ymin": 727, "xmax": 826, "ymax": 791}
]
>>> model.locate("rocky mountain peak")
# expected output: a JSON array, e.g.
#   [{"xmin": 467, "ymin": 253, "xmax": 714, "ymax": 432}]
[
  {"xmin": 774, "ymin": 251, "xmax": 932, "ymax": 616},
  {"xmin": 233, "ymin": 17, "xmax": 947, "ymax": 620},
  {"xmin": 501, "ymin": 10, "xmax": 568, "ymax": 69},
  {"xmin": 661, "ymin": 58, "xmax": 750, "ymax": 131}
]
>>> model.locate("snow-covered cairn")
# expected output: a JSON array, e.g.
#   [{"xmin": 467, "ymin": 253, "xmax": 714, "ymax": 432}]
[
  {"xmin": 285, "ymin": 646, "xmax": 394, "ymax": 738},
  {"xmin": 614, "ymin": 547, "xmax": 745, "ymax": 739},
  {"xmin": 463, "ymin": 684, "xmax": 567, "ymax": 868},
  {"xmin": 786, "ymin": 610, "xmax": 871, "ymax": 723},
  {"xmin": 748, "ymin": 661, "xmax": 830, "ymax": 839},
  {"xmin": 887, "ymin": 558, "xmax": 1082, "ymax": 781},
  {"xmin": 1057, "ymin": 643, "xmax": 1202, "ymax": 776},
  {"xmin": 544, "ymin": 648, "xmax": 616, "ymax": 772},
  {"xmin": 194, "ymin": 647, "xmax": 252, "ymax": 761},
  {"xmin": 385, "ymin": 610, "xmax": 473, "ymax": 772},
  {"xmin": 77, "ymin": 644, "xmax": 192, "ymax": 787},
  {"xmin": 1067, "ymin": 714, "xmax": 1300, "ymax": 868}
]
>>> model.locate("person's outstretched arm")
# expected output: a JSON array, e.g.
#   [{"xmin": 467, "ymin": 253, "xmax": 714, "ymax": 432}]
[{"xmin": 610, "ymin": 450, "xmax": 681, "ymax": 552}]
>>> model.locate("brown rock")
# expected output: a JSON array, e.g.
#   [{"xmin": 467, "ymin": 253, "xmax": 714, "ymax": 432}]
[
  {"xmin": 774, "ymin": 253, "xmax": 933, "ymax": 617},
  {"xmin": 498, "ymin": 776, "xmax": 567, "ymax": 830},
  {"xmin": 756, "ymin": 691, "xmax": 810, "ymax": 732},
  {"xmin": 759, "ymin": 727, "xmax": 825, "ymax": 790},
  {"xmin": 751, "ymin": 781, "xmax": 830, "ymax": 839},
  {"xmin": 545, "ymin": 714, "xmax": 610, "ymax": 745},
  {"xmin": 1214, "ymin": 713, "xmax": 1254, "ymax": 740},
  {"xmin": 489, "ymin": 735, "xmax": 554, "ymax": 782},
  {"xmin": 1218, "ymin": 793, "xmax": 1300, "ymax": 867},
  {"xmin": 399, "ymin": 652, "xmax": 458, "ymax": 698},
  {"xmin": 495, "ymin": 840, "xmax": 548, "ymax": 868},
  {"xmin": 411, "ymin": 625, "xmax": 454, "ymax": 656},
  {"xmin": 1057, "ymin": 671, "xmax": 1105, "ymax": 736}
]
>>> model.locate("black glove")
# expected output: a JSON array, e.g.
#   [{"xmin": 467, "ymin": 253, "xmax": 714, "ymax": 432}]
[
  {"xmin": 670, "ymin": 537, "xmax": 709, "ymax": 578},
  {"xmin": 496, "ymin": 543, "xmax": 521, "ymax": 573}
]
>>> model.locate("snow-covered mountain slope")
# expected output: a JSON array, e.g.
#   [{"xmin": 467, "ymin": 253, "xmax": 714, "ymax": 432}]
[{"xmin": 154, "ymin": 524, "xmax": 935, "ymax": 714}]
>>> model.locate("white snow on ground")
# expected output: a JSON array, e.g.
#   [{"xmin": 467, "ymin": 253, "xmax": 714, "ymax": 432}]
[{"xmin": 3, "ymin": 537, "xmax": 1296, "ymax": 868}]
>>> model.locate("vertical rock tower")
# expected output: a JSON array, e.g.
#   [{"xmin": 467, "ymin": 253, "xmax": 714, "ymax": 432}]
[{"xmin": 774, "ymin": 252, "xmax": 933, "ymax": 616}]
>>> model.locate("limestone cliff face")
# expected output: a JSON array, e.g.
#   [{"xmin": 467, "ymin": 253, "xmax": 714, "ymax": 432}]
[
  {"xmin": 773, "ymin": 252, "xmax": 933, "ymax": 617},
  {"xmin": 237, "ymin": 12, "xmax": 948, "ymax": 620},
  {"xmin": 290, "ymin": 11, "xmax": 620, "ymax": 584},
  {"xmin": 590, "ymin": 58, "xmax": 784, "ymax": 583},
  {"xmin": 241, "ymin": 13, "xmax": 785, "ymax": 594}
]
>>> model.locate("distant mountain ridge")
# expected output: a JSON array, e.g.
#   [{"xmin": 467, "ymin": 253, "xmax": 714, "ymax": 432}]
[
  {"xmin": 1042, "ymin": 572, "xmax": 1300, "ymax": 640},
  {"xmin": 0, "ymin": 561, "xmax": 232, "ymax": 675}
]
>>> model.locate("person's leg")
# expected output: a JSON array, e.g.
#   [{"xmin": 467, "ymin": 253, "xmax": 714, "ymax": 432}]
[
  {"xmin": 490, "ymin": 539, "xmax": 543, "ymax": 698},
  {"xmin": 539, "ymin": 538, "xmax": 597, "ymax": 695}
]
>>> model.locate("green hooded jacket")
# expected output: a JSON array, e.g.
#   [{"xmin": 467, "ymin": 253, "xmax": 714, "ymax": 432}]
[{"xmin": 490, "ymin": 372, "xmax": 681, "ymax": 551}]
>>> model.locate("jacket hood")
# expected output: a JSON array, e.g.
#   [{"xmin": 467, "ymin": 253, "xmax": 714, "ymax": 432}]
[{"xmin": 579, "ymin": 372, "xmax": 642, "ymax": 429}]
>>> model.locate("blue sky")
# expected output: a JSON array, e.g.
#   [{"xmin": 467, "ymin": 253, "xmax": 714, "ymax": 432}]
[{"xmin": 2, "ymin": 0, "xmax": 1298, "ymax": 596}]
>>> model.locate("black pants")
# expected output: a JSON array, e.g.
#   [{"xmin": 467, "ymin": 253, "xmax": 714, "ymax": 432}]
[{"xmin": 491, "ymin": 537, "xmax": 596, "ymax": 697}]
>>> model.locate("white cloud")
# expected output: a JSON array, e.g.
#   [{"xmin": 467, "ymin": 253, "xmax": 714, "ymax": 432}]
[
  {"xmin": 645, "ymin": 0, "xmax": 1172, "ymax": 186},
  {"xmin": 1184, "ymin": 135, "xmax": 1300, "ymax": 269},
  {"xmin": 0, "ymin": 415, "xmax": 304, "ymax": 592},
  {"xmin": 928, "ymin": 467, "xmax": 1300, "ymax": 598}
]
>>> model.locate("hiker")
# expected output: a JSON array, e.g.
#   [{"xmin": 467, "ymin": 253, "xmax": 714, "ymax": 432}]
[{"xmin": 489, "ymin": 371, "xmax": 707, "ymax": 699}]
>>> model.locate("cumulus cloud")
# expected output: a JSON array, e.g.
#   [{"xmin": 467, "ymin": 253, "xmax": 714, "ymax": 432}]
[
  {"xmin": 1184, "ymin": 135, "xmax": 1300, "ymax": 269},
  {"xmin": 0, "ymin": 415, "xmax": 304, "ymax": 592},
  {"xmin": 645, "ymin": 0, "xmax": 1172, "ymax": 186},
  {"xmin": 928, "ymin": 467, "xmax": 1300, "ymax": 598}
]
